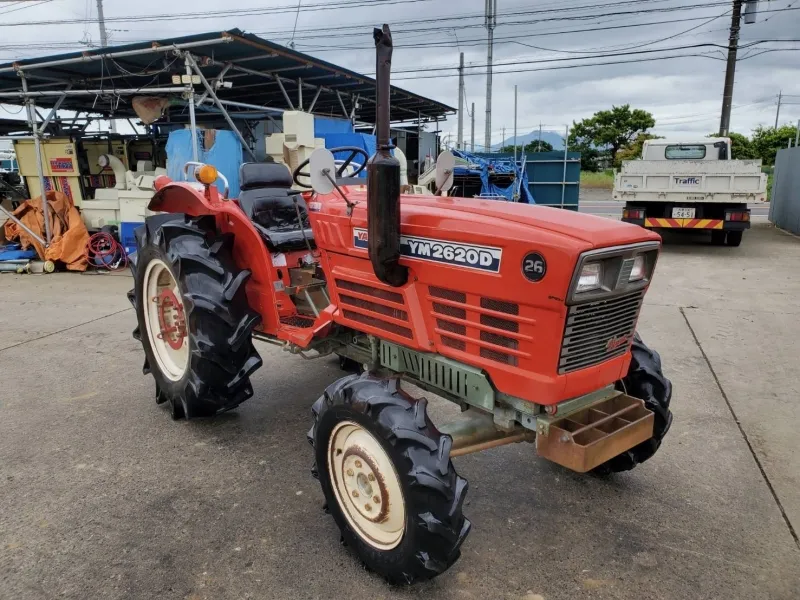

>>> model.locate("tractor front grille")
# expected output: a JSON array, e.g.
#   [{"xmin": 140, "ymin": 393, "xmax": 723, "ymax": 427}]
[
  {"xmin": 559, "ymin": 290, "xmax": 645, "ymax": 374},
  {"xmin": 429, "ymin": 286, "xmax": 524, "ymax": 367}
]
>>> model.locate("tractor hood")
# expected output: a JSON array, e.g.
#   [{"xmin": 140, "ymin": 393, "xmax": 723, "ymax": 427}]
[{"xmin": 399, "ymin": 194, "xmax": 661, "ymax": 249}]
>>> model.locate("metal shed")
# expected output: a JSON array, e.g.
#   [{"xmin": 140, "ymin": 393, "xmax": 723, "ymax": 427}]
[{"xmin": 0, "ymin": 29, "xmax": 454, "ymax": 246}]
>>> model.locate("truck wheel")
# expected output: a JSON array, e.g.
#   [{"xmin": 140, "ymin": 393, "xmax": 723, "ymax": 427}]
[
  {"xmin": 308, "ymin": 374, "xmax": 471, "ymax": 584},
  {"xmin": 710, "ymin": 230, "xmax": 727, "ymax": 245},
  {"xmin": 726, "ymin": 231, "xmax": 743, "ymax": 247},
  {"xmin": 592, "ymin": 333, "xmax": 673, "ymax": 475},
  {"xmin": 128, "ymin": 214, "xmax": 262, "ymax": 419}
]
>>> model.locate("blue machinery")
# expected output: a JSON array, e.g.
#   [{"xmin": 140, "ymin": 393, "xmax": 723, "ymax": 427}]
[{"xmin": 451, "ymin": 149, "xmax": 581, "ymax": 211}]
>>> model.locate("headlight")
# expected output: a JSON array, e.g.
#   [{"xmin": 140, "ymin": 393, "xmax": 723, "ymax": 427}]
[
  {"xmin": 629, "ymin": 254, "xmax": 646, "ymax": 281},
  {"xmin": 576, "ymin": 262, "xmax": 602, "ymax": 293}
]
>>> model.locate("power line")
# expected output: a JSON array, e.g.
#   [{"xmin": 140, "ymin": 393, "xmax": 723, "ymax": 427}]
[{"xmin": 290, "ymin": 6, "xmax": 800, "ymax": 53}]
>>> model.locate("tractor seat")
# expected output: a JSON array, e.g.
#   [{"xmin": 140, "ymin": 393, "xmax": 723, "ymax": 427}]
[{"xmin": 238, "ymin": 162, "xmax": 315, "ymax": 252}]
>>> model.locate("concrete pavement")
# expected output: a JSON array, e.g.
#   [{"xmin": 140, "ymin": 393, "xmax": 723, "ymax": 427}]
[{"xmin": 1, "ymin": 223, "xmax": 799, "ymax": 600}]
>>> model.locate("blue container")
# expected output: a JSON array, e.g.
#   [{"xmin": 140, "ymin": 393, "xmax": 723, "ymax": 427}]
[{"xmin": 119, "ymin": 222, "xmax": 142, "ymax": 256}]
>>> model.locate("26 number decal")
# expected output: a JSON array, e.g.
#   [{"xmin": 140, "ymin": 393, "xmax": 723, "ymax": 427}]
[{"xmin": 522, "ymin": 252, "xmax": 547, "ymax": 282}]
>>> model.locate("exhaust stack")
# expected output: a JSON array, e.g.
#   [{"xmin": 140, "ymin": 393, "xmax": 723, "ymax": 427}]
[{"xmin": 367, "ymin": 24, "xmax": 408, "ymax": 288}]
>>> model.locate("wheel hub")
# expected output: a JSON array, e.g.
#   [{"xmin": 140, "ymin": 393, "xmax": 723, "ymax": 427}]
[
  {"xmin": 142, "ymin": 259, "xmax": 190, "ymax": 382},
  {"xmin": 154, "ymin": 288, "xmax": 187, "ymax": 350},
  {"xmin": 328, "ymin": 421, "xmax": 406, "ymax": 550}
]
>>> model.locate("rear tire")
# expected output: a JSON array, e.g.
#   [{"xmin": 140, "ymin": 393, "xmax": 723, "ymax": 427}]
[
  {"xmin": 128, "ymin": 214, "xmax": 262, "ymax": 419},
  {"xmin": 309, "ymin": 374, "xmax": 471, "ymax": 584},
  {"xmin": 710, "ymin": 230, "xmax": 726, "ymax": 245},
  {"xmin": 726, "ymin": 230, "xmax": 743, "ymax": 247},
  {"xmin": 592, "ymin": 333, "xmax": 673, "ymax": 475}
]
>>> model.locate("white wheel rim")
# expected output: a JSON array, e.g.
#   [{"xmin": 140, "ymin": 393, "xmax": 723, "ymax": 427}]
[
  {"xmin": 328, "ymin": 420, "xmax": 406, "ymax": 550},
  {"xmin": 142, "ymin": 258, "xmax": 189, "ymax": 382}
]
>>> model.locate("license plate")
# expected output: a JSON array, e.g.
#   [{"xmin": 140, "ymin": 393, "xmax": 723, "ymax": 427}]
[
  {"xmin": 686, "ymin": 195, "xmax": 705, "ymax": 201},
  {"xmin": 672, "ymin": 207, "xmax": 696, "ymax": 219}
]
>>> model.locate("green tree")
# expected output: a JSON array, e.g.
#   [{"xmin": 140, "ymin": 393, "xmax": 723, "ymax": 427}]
[
  {"xmin": 706, "ymin": 132, "xmax": 756, "ymax": 159},
  {"xmin": 617, "ymin": 133, "xmax": 663, "ymax": 163},
  {"xmin": 569, "ymin": 104, "xmax": 656, "ymax": 168},
  {"xmin": 751, "ymin": 124, "xmax": 798, "ymax": 165},
  {"xmin": 500, "ymin": 140, "xmax": 554, "ymax": 153}
]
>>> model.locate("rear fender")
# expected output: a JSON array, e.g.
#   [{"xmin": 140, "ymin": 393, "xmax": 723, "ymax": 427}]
[{"xmin": 148, "ymin": 179, "xmax": 281, "ymax": 334}]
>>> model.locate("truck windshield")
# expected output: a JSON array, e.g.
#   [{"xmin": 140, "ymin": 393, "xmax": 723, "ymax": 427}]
[{"xmin": 665, "ymin": 145, "xmax": 706, "ymax": 159}]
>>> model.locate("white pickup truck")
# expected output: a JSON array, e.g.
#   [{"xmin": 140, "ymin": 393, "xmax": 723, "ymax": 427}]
[{"xmin": 613, "ymin": 138, "xmax": 767, "ymax": 246}]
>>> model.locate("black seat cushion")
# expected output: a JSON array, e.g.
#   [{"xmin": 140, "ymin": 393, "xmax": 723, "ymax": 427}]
[
  {"xmin": 240, "ymin": 162, "xmax": 293, "ymax": 190},
  {"xmin": 237, "ymin": 162, "xmax": 314, "ymax": 252}
]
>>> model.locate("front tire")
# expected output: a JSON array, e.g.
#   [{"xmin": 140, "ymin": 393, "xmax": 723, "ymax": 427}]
[
  {"xmin": 592, "ymin": 333, "xmax": 673, "ymax": 475},
  {"xmin": 309, "ymin": 374, "xmax": 471, "ymax": 584},
  {"xmin": 128, "ymin": 214, "xmax": 262, "ymax": 419}
]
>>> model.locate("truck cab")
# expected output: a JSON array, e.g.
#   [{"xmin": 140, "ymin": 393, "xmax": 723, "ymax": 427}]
[{"xmin": 614, "ymin": 137, "xmax": 767, "ymax": 246}]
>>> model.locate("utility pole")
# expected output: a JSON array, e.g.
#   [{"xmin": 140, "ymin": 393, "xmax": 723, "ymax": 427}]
[
  {"xmin": 719, "ymin": 0, "xmax": 744, "ymax": 136},
  {"xmin": 457, "ymin": 52, "xmax": 464, "ymax": 150},
  {"xmin": 96, "ymin": 0, "xmax": 116, "ymax": 133},
  {"xmin": 513, "ymin": 85, "xmax": 518, "ymax": 162},
  {"xmin": 775, "ymin": 90, "xmax": 782, "ymax": 128},
  {"xmin": 484, "ymin": 0, "xmax": 497, "ymax": 151},
  {"xmin": 96, "ymin": 0, "xmax": 109, "ymax": 47},
  {"xmin": 501, "ymin": 127, "xmax": 505, "ymax": 153},
  {"xmin": 513, "ymin": 85, "xmax": 518, "ymax": 200},
  {"xmin": 470, "ymin": 102, "xmax": 475, "ymax": 152}
]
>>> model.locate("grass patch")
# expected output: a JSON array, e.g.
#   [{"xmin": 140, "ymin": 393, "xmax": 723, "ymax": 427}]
[{"xmin": 580, "ymin": 170, "xmax": 615, "ymax": 189}]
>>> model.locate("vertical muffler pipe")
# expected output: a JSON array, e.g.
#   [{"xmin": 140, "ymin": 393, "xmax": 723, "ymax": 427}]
[{"xmin": 367, "ymin": 24, "xmax": 408, "ymax": 288}]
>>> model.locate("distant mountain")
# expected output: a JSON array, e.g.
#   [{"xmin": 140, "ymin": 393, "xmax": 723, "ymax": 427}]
[{"xmin": 493, "ymin": 130, "xmax": 565, "ymax": 151}]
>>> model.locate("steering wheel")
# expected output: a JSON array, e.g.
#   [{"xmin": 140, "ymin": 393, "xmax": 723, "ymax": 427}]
[{"xmin": 293, "ymin": 146, "xmax": 369, "ymax": 189}]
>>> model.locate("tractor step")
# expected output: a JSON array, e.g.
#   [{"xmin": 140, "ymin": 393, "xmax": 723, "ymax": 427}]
[{"xmin": 535, "ymin": 393, "xmax": 654, "ymax": 473}]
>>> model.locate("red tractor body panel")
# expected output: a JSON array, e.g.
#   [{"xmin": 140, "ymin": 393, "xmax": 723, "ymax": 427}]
[{"xmin": 150, "ymin": 178, "xmax": 661, "ymax": 405}]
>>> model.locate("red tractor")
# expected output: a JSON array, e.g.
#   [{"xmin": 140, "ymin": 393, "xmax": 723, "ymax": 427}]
[{"xmin": 129, "ymin": 26, "xmax": 672, "ymax": 584}]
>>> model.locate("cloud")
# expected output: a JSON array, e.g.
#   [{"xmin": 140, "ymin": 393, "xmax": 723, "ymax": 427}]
[{"xmin": 1, "ymin": 0, "xmax": 798, "ymax": 144}]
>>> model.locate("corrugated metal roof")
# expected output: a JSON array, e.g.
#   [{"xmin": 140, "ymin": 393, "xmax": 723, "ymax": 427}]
[{"xmin": 0, "ymin": 29, "xmax": 454, "ymax": 124}]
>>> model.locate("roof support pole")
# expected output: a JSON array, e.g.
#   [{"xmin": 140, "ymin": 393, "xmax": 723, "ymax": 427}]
[
  {"xmin": 275, "ymin": 77, "xmax": 295, "ymax": 110},
  {"xmin": 187, "ymin": 54, "xmax": 257, "ymax": 161},
  {"xmin": 196, "ymin": 63, "xmax": 231, "ymax": 107},
  {"xmin": 0, "ymin": 37, "xmax": 232, "ymax": 75},
  {"xmin": 336, "ymin": 91, "xmax": 349, "ymax": 119},
  {"xmin": 297, "ymin": 78, "xmax": 303, "ymax": 110},
  {"xmin": 307, "ymin": 86, "xmax": 323, "ymax": 112},
  {"xmin": 184, "ymin": 55, "xmax": 199, "ymax": 162},
  {"xmin": 0, "ymin": 203, "xmax": 46, "ymax": 246},
  {"xmin": 39, "ymin": 83, "xmax": 73, "ymax": 133},
  {"xmin": 350, "ymin": 94, "xmax": 359, "ymax": 123},
  {"xmin": 19, "ymin": 71, "xmax": 51, "ymax": 246}
]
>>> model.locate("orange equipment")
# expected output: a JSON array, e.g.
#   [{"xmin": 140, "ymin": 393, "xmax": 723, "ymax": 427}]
[{"xmin": 128, "ymin": 25, "xmax": 673, "ymax": 585}]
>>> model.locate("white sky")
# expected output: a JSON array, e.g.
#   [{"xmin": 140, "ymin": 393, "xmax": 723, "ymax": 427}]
[{"xmin": 1, "ymin": 0, "xmax": 799, "ymax": 147}]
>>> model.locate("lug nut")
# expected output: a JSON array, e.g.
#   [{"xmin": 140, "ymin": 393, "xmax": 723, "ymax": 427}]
[
  {"xmin": 351, "ymin": 490, "xmax": 359, "ymax": 498},
  {"xmin": 373, "ymin": 496, "xmax": 380, "ymax": 504},
  {"xmin": 364, "ymin": 504, "xmax": 372, "ymax": 512},
  {"xmin": 346, "ymin": 469, "xmax": 354, "ymax": 476},
  {"xmin": 367, "ymin": 473, "xmax": 375, "ymax": 481},
  {"xmin": 355, "ymin": 460, "xmax": 362, "ymax": 468}
]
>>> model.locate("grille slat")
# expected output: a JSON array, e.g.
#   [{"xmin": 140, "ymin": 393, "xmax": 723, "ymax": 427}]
[
  {"xmin": 565, "ymin": 310, "xmax": 642, "ymax": 336},
  {"xmin": 335, "ymin": 279, "xmax": 404, "ymax": 304},
  {"xmin": 568, "ymin": 297, "xmax": 643, "ymax": 323},
  {"xmin": 340, "ymin": 294, "xmax": 409, "ymax": 321},
  {"xmin": 565, "ymin": 320, "xmax": 639, "ymax": 345},
  {"xmin": 559, "ymin": 290, "xmax": 644, "ymax": 373}
]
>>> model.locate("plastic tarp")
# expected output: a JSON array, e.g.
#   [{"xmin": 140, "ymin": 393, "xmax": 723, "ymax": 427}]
[
  {"xmin": 2, "ymin": 191, "xmax": 90, "ymax": 271},
  {"xmin": 166, "ymin": 129, "xmax": 243, "ymax": 197},
  {"xmin": 451, "ymin": 149, "xmax": 535, "ymax": 203},
  {"xmin": 314, "ymin": 116, "xmax": 353, "ymax": 137},
  {"xmin": 318, "ymin": 133, "xmax": 377, "ymax": 179}
]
